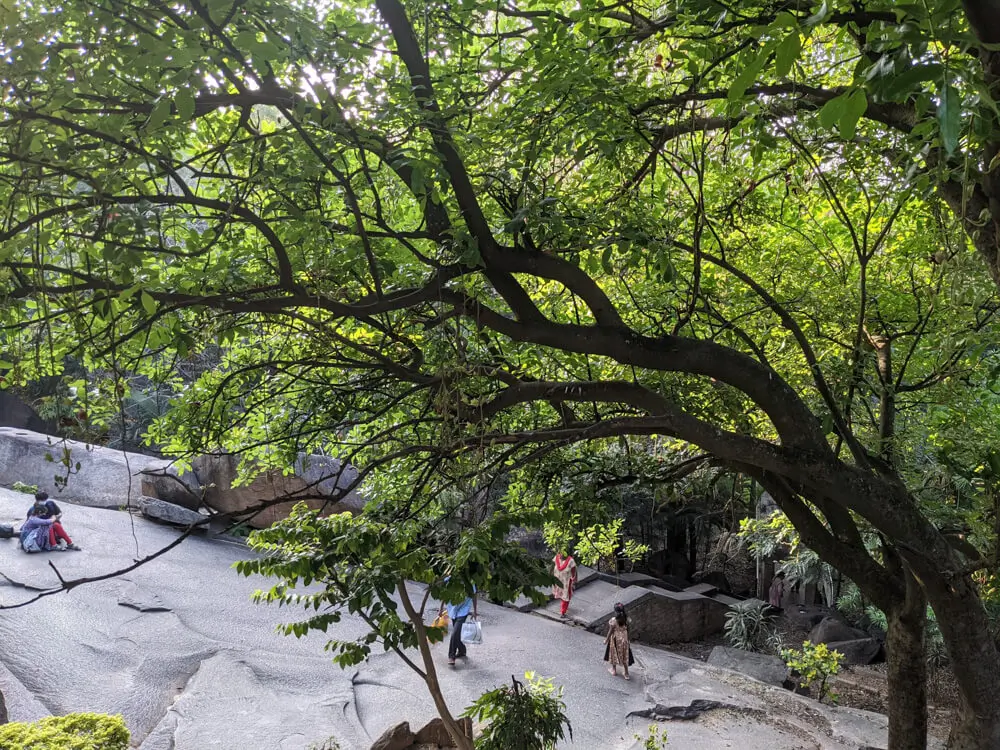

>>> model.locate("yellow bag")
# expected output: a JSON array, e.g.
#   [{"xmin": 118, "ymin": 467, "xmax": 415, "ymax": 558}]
[{"xmin": 431, "ymin": 612, "xmax": 449, "ymax": 629}]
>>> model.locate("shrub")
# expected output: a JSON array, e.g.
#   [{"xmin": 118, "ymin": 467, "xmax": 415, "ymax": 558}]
[
  {"xmin": 0, "ymin": 713, "xmax": 130, "ymax": 750},
  {"xmin": 464, "ymin": 671, "xmax": 572, "ymax": 750},
  {"xmin": 781, "ymin": 641, "xmax": 844, "ymax": 704},
  {"xmin": 635, "ymin": 723, "xmax": 668, "ymax": 748},
  {"xmin": 11, "ymin": 481, "xmax": 38, "ymax": 494},
  {"xmin": 724, "ymin": 599, "xmax": 783, "ymax": 653}
]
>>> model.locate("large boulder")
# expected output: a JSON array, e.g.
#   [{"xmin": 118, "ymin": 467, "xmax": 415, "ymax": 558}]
[
  {"xmin": 808, "ymin": 616, "xmax": 868, "ymax": 646},
  {"xmin": 370, "ymin": 721, "xmax": 415, "ymax": 750},
  {"xmin": 191, "ymin": 452, "xmax": 365, "ymax": 529},
  {"xmin": 414, "ymin": 717, "xmax": 472, "ymax": 746},
  {"xmin": 707, "ymin": 646, "xmax": 788, "ymax": 686},
  {"xmin": 0, "ymin": 427, "xmax": 199, "ymax": 510},
  {"xmin": 137, "ymin": 497, "xmax": 207, "ymax": 527},
  {"xmin": 0, "ymin": 393, "xmax": 51, "ymax": 434},
  {"xmin": 826, "ymin": 638, "xmax": 883, "ymax": 665}
]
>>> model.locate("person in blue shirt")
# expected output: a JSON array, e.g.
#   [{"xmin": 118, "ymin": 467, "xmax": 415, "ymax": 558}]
[{"xmin": 438, "ymin": 583, "xmax": 478, "ymax": 666}]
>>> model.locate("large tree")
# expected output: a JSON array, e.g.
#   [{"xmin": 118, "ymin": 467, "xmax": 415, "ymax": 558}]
[{"xmin": 2, "ymin": 1, "xmax": 1000, "ymax": 748}]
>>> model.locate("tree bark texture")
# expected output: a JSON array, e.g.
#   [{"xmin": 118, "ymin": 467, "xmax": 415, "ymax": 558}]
[{"xmin": 886, "ymin": 569, "xmax": 928, "ymax": 750}]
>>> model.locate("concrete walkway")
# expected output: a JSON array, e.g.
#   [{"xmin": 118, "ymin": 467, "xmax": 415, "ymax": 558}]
[{"xmin": 0, "ymin": 488, "xmax": 934, "ymax": 749}]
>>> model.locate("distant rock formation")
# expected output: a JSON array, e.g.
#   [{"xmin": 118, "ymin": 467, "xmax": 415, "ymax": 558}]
[
  {"xmin": 0, "ymin": 427, "xmax": 199, "ymax": 510},
  {"xmin": 192, "ymin": 452, "xmax": 366, "ymax": 529}
]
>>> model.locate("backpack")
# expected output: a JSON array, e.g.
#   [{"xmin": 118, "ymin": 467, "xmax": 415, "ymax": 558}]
[
  {"xmin": 21, "ymin": 526, "xmax": 46, "ymax": 553},
  {"xmin": 0, "ymin": 524, "xmax": 14, "ymax": 539}
]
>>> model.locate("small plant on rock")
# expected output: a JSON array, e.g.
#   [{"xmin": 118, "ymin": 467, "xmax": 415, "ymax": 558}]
[
  {"xmin": 464, "ymin": 671, "xmax": 572, "ymax": 750},
  {"xmin": 781, "ymin": 640, "xmax": 844, "ymax": 704},
  {"xmin": 724, "ymin": 599, "xmax": 783, "ymax": 653},
  {"xmin": 634, "ymin": 723, "xmax": 668, "ymax": 748},
  {"xmin": 12, "ymin": 481, "xmax": 38, "ymax": 494}
]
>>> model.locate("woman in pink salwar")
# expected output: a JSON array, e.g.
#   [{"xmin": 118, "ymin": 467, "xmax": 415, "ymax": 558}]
[{"xmin": 552, "ymin": 552, "xmax": 578, "ymax": 617}]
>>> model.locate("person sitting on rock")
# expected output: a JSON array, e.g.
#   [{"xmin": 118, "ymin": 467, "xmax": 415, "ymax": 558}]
[
  {"xmin": 26, "ymin": 491, "xmax": 81, "ymax": 551},
  {"xmin": 20, "ymin": 514, "xmax": 57, "ymax": 552}
]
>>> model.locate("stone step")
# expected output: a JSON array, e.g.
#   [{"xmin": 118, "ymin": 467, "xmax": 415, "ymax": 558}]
[
  {"xmin": 539, "ymin": 579, "xmax": 652, "ymax": 629},
  {"xmin": 685, "ymin": 582, "xmax": 719, "ymax": 596},
  {"xmin": 501, "ymin": 564, "xmax": 599, "ymax": 612}
]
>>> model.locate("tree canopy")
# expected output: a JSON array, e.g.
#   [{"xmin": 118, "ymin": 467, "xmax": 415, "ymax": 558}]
[{"xmin": 4, "ymin": 1, "xmax": 1000, "ymax": 748}]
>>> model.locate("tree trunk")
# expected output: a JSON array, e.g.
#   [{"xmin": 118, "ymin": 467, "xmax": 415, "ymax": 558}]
[
  {"xmin": 871, "ymin": 334, "xmax": 897, "ymax": 466},
  {"xmin": 886, "ymin": 569, "xmax": 927, "ymax": 750},
  {"xmin": 396, "ymin": 581, "xmax": 474, "ymax": 750},
  {"xmin": 939, "ymin": 610, "xmax": 1000, "ymax": 749},
  {"xmin": 914, "ymin": 573, "xmax": 1000, "ymax": 750}
]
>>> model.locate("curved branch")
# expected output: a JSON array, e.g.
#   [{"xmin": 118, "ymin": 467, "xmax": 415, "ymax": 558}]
[
  {"xmin": 440, "ymin": 290, "xmax": 830, "ymax": 453},
  {"xmin": 459, "ymin": 379, "xmax": 668, "ymax": 423},
  {"xmin": 690, "ymin": 245, "xmax": 871, "ymax": 469}
]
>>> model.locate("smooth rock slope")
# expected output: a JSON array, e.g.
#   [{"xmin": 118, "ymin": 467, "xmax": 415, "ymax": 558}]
[{"xmin": 0, "ymin": 487, "xmax": 937, "ymax": 749}]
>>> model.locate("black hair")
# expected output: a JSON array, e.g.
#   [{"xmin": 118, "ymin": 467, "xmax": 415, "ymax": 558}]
[
  {"xmin": 34, "ymin": 491, "xmax": 48, "ymax": 502},
  {"xmin": 614, "ymin": 602, "xmax": 627, "ymax": 626}
]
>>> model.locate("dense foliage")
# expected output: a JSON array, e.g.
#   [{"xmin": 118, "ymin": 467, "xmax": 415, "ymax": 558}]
[
  {"xmin": 0, "ymin": 713, "xmax": 130, "ymax": 750},
  {"xmin": 463, "ymin": 672, "xmax": 572, "ymax": 750},
  {"xmin": 5, "ymin": 1, "xmax": 1000, "ymax": 747},
  {"xmin": 723, "ymin": 599, "xmax": 783, "ymax": 654}
]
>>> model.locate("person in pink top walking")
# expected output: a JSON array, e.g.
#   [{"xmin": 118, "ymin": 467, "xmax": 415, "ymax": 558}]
[{"xmin": 552, "ymin": 551, "xmax": 578, "ymax": 617}]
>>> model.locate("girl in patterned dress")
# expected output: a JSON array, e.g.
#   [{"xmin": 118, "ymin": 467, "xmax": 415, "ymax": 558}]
[{"xmin": 604, "ymin": 602, "xmax": 632, "ymax": 680}]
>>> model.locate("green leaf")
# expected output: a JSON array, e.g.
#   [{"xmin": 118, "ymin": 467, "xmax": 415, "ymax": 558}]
[
  {"xmin": 728, "ymin": 40, "xmax": 778, "ymax": 101},
  {"xmin": 175, "ymin": 88, "xmax": 196, "ymax": 121},
  {"xmin": 236, "ymin": 30, "xmax": 260, "ymax": 50},
  {"xmin": 879, "ymin": 63, "xmax": 943, "ymax": 99},
  {"xmin": 818, "ymin": 93, "xmax": 848, "ymax": 131},
  {"xmin": 140, "ymin": 291, "xmax": 157, "ymax": 315},
  {"xmin": 805, "ymin": 1, "xmax": 830, "ymax": 27},
  {"xmin": 938, "ymin": 83, "xmax": 961, "ymax": 155},
  {"xmin": 146, "ymin": 98, "xmax": 173, "ymax": 131},
  {"xmin": 775, "ymin": 32, "xmax": 801, "ymax": 78},
  {"xmin": 601, "ymin": 244, "xmax": 614, "ymax": 275},
  {"xmin": 838, "ymin": 89, "xmax": 868, "ymax": 140}
]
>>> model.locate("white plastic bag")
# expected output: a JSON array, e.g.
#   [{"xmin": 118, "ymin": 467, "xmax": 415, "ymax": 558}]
[{"xmin": 461, "ymin": 619, "xmax": 483, "ymax": 645}]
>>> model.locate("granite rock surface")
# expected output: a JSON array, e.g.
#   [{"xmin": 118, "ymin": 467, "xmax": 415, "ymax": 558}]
[{"xmin": 0, "ymin": 487, "xmax": 940, "ymax": 749}]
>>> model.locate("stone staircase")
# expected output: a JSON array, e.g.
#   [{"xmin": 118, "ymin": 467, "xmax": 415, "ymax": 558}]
[{"xmin": 511, "ymin": 567, "xmax": 743, "ymax": 644}]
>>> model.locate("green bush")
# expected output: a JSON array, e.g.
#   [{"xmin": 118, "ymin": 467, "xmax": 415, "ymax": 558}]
[
  {"xmin": 464, "ymin": 671, "xmax": 571, "ymax": 750},
  {"xmin": 781, "ymin": 641, "xmax": 844, "ymax": 704},
  {"xmin": 0, "ymin": 713, "xmax": 130, "ymax": 750},
  {"xmin": 724, "ymin": 599, "xmax": 783, "ymax": 653},
  {"xmin": 11, "ymin": 481, "xmax": 38, "ymax": 495}
]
